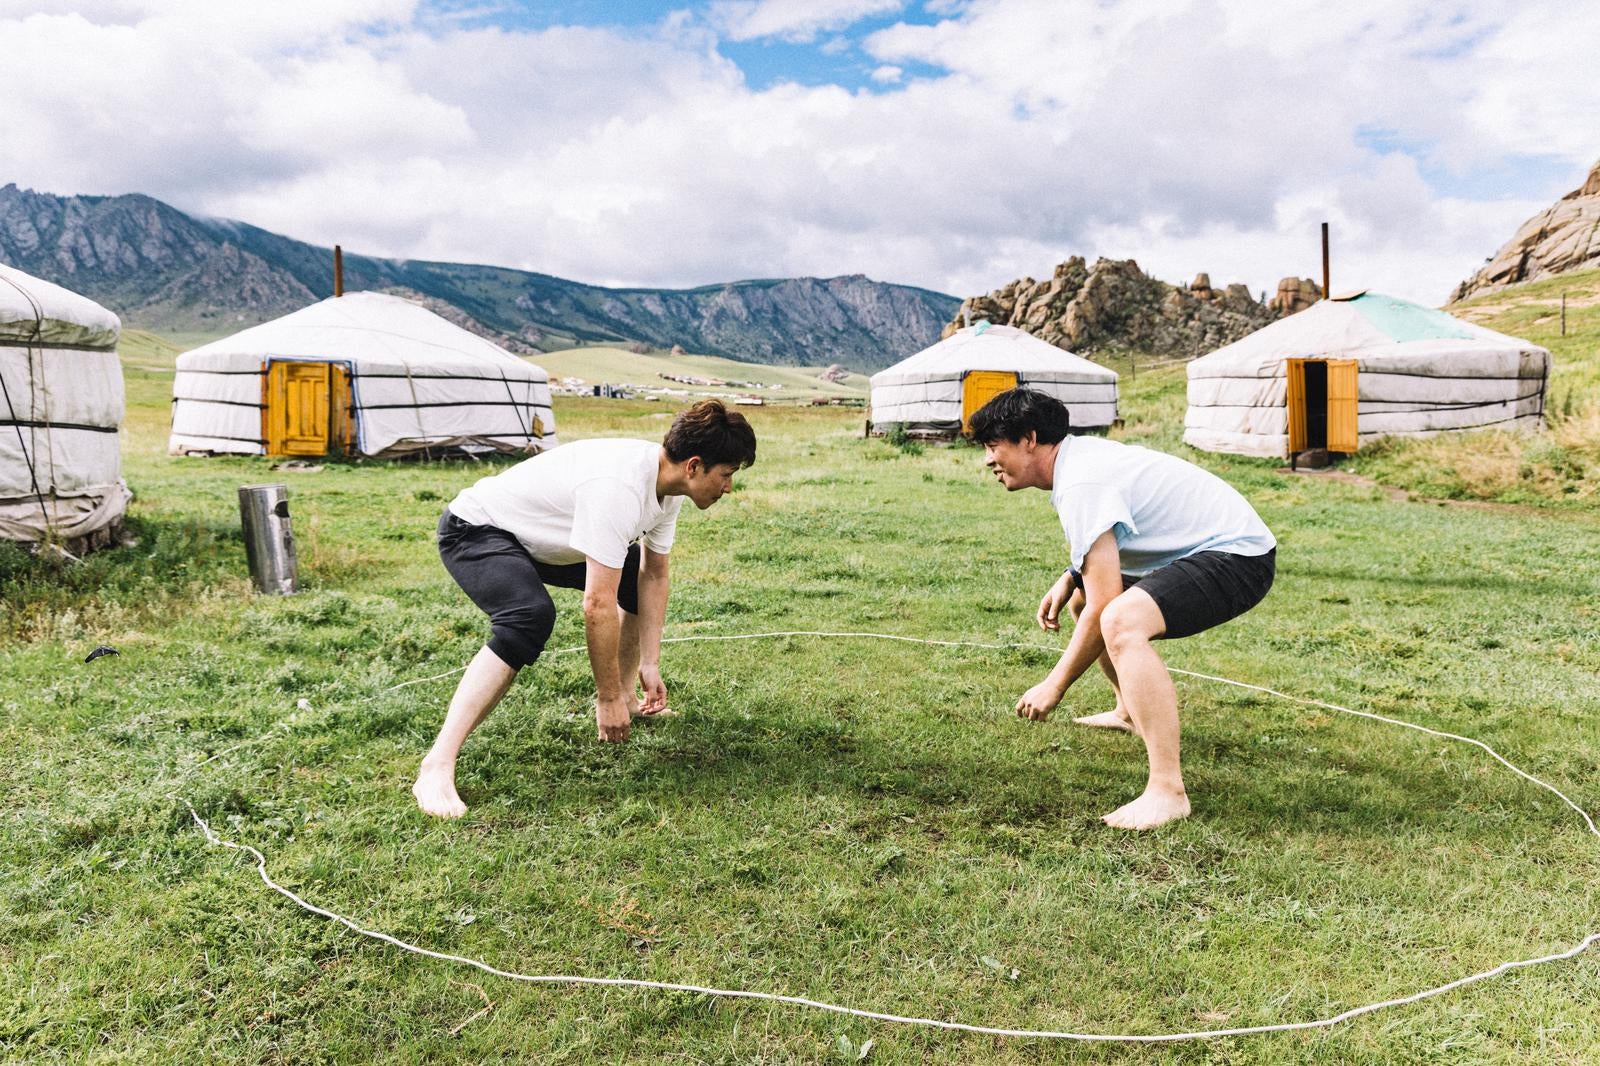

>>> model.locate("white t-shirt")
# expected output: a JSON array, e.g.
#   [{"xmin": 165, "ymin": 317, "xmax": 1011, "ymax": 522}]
[
  {"xmin": 447, "ymin": 438, "xmax": 682, "ymax": 568},
  {"xmin": 1050, "ymin": 436, "xmax": 1275, "ymax": 577}
]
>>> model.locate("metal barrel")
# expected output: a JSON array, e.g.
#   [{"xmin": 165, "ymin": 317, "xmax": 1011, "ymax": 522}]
[{"xmin": 238, "ymin": 484, "xmax": 299, "ymax": 595}]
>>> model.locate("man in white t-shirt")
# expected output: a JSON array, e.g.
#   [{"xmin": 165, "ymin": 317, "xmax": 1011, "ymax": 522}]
[
  {"xmin": 970, "ymin": 388, "xmax": 1276, "ymax": 830},
  {"xmin": 412, "ymin": 400, "xmax": 757, "ymax": 819}
]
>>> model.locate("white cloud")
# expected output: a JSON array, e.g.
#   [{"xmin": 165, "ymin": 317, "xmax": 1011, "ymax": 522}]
[
  {"xmin": 709, "ymin": 0, "xmax": 904, "ymax": 43},
  {"xmin": 2, "ymin": 0, "xmax": 1596, "ymax": 311}
]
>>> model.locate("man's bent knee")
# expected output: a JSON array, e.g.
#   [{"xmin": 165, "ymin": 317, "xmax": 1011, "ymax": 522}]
[
  {"xmin": 1101, "ymin": 590, "xmax": 1165, "ymax": 655},
  {"xmin": 488, "ymin": 601, "xmax": 556, "ymax": 670}
]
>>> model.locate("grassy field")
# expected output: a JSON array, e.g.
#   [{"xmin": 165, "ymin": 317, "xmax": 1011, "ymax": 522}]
[
  {"xmin": 3, "ymin": 320, "xmax": 1599, "ymax": 1063},
  {"xmin": 534, "ymin": 344, "xmax": 868, "ymax": 402}
]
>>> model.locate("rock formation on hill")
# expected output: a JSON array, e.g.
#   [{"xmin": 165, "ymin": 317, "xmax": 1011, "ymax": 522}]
[
  {"xmin": 945, "ymin": 256, "xmax": 1310, "ymax": 357},
  {"xmin": 1451, "ymin": 158, "xmax": 1600, "ymax": 301}
]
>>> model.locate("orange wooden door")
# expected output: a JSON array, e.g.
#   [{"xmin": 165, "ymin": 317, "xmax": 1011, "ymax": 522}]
[
  {"xmin": 266, "ymin": 361, "xmax": 332, "ymax": 456},
  {"xmin": 961, "ymin": 371, "xmax": 1018, "ymax": 431},
  {"xmin": 1285, "ymin": 358, "xmax": 1307, "ymax": 453},
  {"xmin": 1326, "ymin": 358, "xmax": 1359, "ymax": 452}
]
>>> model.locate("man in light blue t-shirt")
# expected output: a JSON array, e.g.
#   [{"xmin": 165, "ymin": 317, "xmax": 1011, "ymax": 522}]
[{"xmin": 971, "ymin": 388, "xmax": 1276, "ymax": 830}]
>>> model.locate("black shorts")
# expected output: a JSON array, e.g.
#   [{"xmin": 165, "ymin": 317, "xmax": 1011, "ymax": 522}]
[
  {"xmin": 436, "ymin": 509, "xmax": 641, "ymax": 670},
  {"xmin": 1110, "ymin": 548, "xmax": 1275, "ymax": 641}
]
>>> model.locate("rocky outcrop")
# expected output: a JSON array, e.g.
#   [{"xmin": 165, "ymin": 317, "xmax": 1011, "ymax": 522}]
[
  {"xmin": 0, "ymin": 184, "xmax": 957, "ymax": 370},
  {"xmin": 1451, "ymin": 158, "xmax": 1600, "ymax": 301},
  {"xmin": 945, "ymin": 256, "xmax": 1289, "ymax": 357}
]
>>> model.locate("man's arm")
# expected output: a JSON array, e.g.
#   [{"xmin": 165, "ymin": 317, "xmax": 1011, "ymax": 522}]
[
  {"xmin": 1015, "ymin": 530, "xmax": 1123, "ymax": 721},
  {"xmin": 635, "ymin": 547, "xmax": 670, "ymax": 713},
  {"xmin": 583, "ymin": 557, "xmax": 630, "ymax": 742}
]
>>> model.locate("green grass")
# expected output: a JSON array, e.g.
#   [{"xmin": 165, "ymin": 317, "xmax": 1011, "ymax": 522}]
[
  {"xmin": 2, "ymin": 350, "xmax": 1599, "ymax": 1062},
  {"xmin": 534, "ymin": 344, "xmax": 868, "ymax": 401}
]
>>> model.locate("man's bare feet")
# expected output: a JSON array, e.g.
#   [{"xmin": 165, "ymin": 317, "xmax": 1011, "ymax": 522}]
[
  {"xmin": 1073, "ymin": 706, "xmax": 1138, "ymax": 734},
  {"xmin": 412, "ymin": 759, "xmax": 467, "ymax": 819},
  {"xmin": 1101, "ymin": 788, "xmax": 1190, "ymax": 830}
]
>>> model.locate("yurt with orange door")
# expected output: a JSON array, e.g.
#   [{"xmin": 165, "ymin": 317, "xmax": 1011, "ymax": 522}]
[
  {"xmin": 170, "ymin": 291, "xmax": 556, "ymax": 458},
  {"xmin": 1185, "ymin": 292, "xmax": 1549, "ymax": 458},
  {"xmin": 868, "ymin": 323, "xmax": 1118, "ymax": 438}
]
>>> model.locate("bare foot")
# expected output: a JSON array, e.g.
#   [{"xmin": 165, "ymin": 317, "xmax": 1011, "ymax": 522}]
[
  {"xmin": 412, "ymin": 760, "xmax": 467, "ymax": 819},
  {"xmin": 1101, "ymin": 788, "xmax": 1191, "ymax": 830},
  {"xmin": 631, "ymin": 705, "xmax": 677, "ymax": 719},
  {"xmin": 1073, "ymin": 706, "xmax": 1138, "ymax": 734}
]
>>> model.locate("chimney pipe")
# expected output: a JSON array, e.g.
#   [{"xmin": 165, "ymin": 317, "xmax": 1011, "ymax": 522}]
[
  {"xmin": 334, "ymin": 245, "xmax": 344, "ymax": 298},
  {"xmin": 1320, "ymin": 222, "xmax": 1329, "ymax": 300}
]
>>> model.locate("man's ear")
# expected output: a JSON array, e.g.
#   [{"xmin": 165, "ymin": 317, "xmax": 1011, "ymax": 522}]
[
  {"xmin": 1023, "ymin": 430, "xmax": 1039, "ymax": 450},
  {"xmin": 684, "ymin": 455, "xmax": 703, "ymax": 476}
]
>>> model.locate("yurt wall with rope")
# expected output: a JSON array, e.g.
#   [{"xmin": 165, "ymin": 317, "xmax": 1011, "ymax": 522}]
[{"xmin": 0, "ymin": 263, "xmax": 130, "ymax": 550}]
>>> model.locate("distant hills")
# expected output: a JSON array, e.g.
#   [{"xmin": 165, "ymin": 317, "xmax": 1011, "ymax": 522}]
[{"xmin": 0, "ymin": 184, "xmax": 957, "ymax": 371}]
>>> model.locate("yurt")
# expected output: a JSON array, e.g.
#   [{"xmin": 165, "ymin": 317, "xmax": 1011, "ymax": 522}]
[
  {"xmin": 171, "ymin": 292, "xmax": 557, "ymax": 458},
  {"xmin": 1185, "ymin": 292, "xmax": 1549, "ymax": 458},
  {"xmin": 0, "ymin": 263, "xmax": 130, "ymax": 550},
  {"xmin": 869, "ymin": 323, "xmax": 1118, "ymax": 437}
]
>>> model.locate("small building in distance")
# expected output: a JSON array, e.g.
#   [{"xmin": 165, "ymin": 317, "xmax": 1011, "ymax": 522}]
[
  {"xmin": 170, "ymin": 292, "xmax": 557, "ymax": 459},
  {"xmin": 868, "ymin": 323, "xmax": 1118, "ymax": 438},
  {"xmin": 1185, "ymin": 291, "xmax": 1549, "ymax": 459}
]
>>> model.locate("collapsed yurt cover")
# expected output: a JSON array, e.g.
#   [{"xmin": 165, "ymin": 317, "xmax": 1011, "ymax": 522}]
[
  {"xmin": 0, "ymin": 263, "xmax": 130, "ymax": 546},
  {"xmin": 170, "ymin": 292, "xmax": 557, "ymax": 458},
  {"xmin": 1185, "ymin": 292, "xmax": 1549, "ymax": 458},
  {"xmin": 869, "ymin": 323, "xmax": 1118, "ymax": 436}
]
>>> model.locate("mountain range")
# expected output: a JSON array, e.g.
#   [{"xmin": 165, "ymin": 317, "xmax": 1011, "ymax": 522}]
[{"xmin": 0, "ymin": 184, "xmax": 957, "ymax": 371}]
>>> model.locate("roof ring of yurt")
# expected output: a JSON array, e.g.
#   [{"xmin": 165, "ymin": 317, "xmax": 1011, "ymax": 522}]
[
  {"xmin": 869, "ymin": 322, "xmax": 1119, "ymax": 440},
  {"xmin": 0, "ymin": 262, "xmax": 130, "ymax": 554},
  {"xmin": 1184, "ymin": 291, "xmax": 1550, "ymax": 459},
  {"xmin": 170, "ymin": 290, "xmax": 559, "ymax": 460}
]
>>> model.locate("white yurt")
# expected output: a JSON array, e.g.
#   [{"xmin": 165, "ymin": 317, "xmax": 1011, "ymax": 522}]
[
  {"xmin": 0, "ymin": 263, "xmax": 130, "ymax": 549},
  {"xmin": 1185, "ymin": 292, "xmax": 1550, "ymax": 458},
  {"xmin": 869, "ymin": 323, "xmax": 1118, "ymax": 437},
  {"xmin": 171, "ymin": 292, "xmax": 557, "ymax": 458}
]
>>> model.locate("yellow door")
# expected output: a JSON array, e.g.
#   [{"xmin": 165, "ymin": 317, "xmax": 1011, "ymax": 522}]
[
  {"xmin": 1285, "ymin": 359, "xmax": 1307, "ymax": 453},
  {"xmin": 961, "ymin": 371, "xmax": 1018, "ymax": 431},
  {"xmin": 266, "ymin": 361, "xmax": 333, "ymax": 456},
  {"xmin": 1326, "ymin": 358, "xmax": 1359, "ymax": 453}
]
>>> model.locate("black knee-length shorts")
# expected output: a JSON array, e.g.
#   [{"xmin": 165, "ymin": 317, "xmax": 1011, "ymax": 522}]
[
  {"xmin": 1076, "ymin": 548, "xmax": 1275, "ymax": 640},
  {"xmin": 437, "ymin": 509, "xmax": 641, "ymax": 670}
]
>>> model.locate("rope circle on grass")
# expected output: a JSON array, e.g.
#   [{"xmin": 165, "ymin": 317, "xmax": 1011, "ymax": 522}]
[{"xmin": 181, "ymin": 629, "xmax": 1600, "ymax": 1044}]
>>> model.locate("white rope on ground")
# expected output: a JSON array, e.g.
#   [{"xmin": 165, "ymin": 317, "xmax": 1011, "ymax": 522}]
[{"xmin": 184, "ymin": 629, "xmax": 1600, "ymax": 1043}]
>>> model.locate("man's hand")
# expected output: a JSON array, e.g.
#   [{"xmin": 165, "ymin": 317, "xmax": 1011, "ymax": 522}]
[
  {"xmin": 1037, "ymin": 572, "xmax": 1074, "ymax": 631},
  {"xmin": 1015, "ymin": 679, "xmax": 1065, "ymax": 722},
  {"xmin": 596, "ymin": 696, "xmax": 631, "ymax": 743},
  {"xmin": 637, "ymin": 664, "xmax": 668, "ymax": 715}
]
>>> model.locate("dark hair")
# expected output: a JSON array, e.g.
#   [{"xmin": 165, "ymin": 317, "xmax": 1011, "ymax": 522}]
[
  {"xmin": 663, "ymin": 399, "xmax": 757, "ymax": 469},
  {"xmin": 967, "ymin": 388, "xmax": 1070, "ymax": 445}
]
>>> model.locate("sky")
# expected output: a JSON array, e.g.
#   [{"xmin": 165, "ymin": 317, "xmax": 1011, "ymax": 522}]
[{"xmin": 2, "ymin": 0, "xmax": 1597, "ymax": 306}]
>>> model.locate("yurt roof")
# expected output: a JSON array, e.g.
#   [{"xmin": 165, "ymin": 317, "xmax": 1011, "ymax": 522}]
[
  {"xmin": 0, "ymin": 263, "xmax": 120, "ymax": 349},
  {"xmin": 178, "ymin": 291, "xmax": 545, "ymax": 378},
  {"xmin": 871, "ymin": 323, "xmax": 1116, "ymax": 385},
  {"xmin": 1190, "ymin": 292, "xmax": 1542, "ymax": 377}
]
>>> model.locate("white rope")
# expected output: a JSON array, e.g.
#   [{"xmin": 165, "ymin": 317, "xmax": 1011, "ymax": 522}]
[{"xmin": 185, "ymin": 628, "xmax": 1600, "ymax": 1043}]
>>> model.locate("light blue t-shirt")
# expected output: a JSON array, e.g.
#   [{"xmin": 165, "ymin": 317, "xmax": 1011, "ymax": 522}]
[{"xmin": 1050, "ymin": 436, "xmax": 1275, "ymax": 577}]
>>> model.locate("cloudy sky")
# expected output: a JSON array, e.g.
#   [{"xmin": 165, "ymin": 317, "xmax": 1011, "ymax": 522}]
[{"xmin": 3, "ymin": 0, "xmax": 1596, "ymax": 305}]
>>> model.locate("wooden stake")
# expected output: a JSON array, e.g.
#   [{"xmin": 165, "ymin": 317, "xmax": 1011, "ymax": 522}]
[
  {"xmin": 1321, "ymin": 222, "xmax": 1330, "ymax": 300},
  {"xmin": 334, "ymin": 245, "xmax": 344, "ymax": 298},
  {"xmin": 1561, "ymin": 292, "xmax": 1567, "ymax": 336}
]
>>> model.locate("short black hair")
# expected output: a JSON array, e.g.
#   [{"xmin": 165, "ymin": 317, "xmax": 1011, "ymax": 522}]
[
  {"xmin": 663, "ymin": 399, "xmax": 757, "ymax": 469},
  {"xmin": 967, "ymin": 388, "xmax": 1070, "ymax": 445}
]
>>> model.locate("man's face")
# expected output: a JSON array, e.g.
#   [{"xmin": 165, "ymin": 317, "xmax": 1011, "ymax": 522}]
[
  {"xmin": 982, "ymin": 437, "xmax": 1032, "ymax": 491},
  {"xmin": 686, "ymin": 460, "xmax": 739, "ymax": 509}
]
